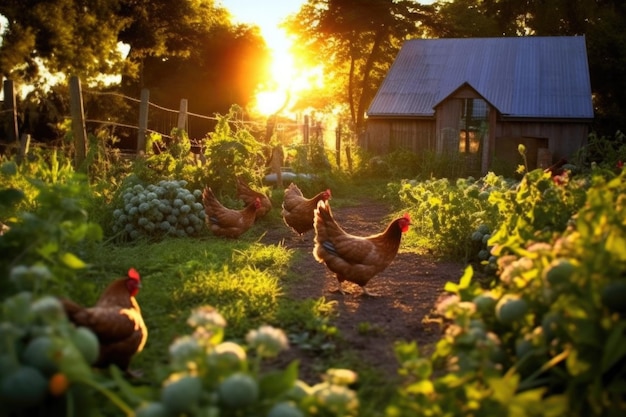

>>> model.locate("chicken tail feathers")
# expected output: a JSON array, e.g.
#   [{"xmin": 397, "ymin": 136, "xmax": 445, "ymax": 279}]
[
  {"xmin": 322, "ymin": 241, "xmax": 338, "ymax": 256},
  {"xmin": 60, "ymin": 298, "xmax": 83, "ymax": 319}
]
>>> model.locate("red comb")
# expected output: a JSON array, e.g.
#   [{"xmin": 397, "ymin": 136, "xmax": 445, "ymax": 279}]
[{"xmin": 128, "ymin": 268, "xmax": 140, "ymax": 280}]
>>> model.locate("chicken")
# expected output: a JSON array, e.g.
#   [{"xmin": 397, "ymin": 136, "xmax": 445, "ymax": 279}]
[
  {"xmin": 236, "ymin": 176, "xmax": 272, "ymax": 219},
  {"xmin": 281, "ymin": 183, "xmax": 331, "ymax": 237},
  {"xmin": 60, "ymin": 268, "xmax": 147, "ymax": 373},
  {"xmin": 313, "ymin": 200, "xmax": 411, "ymax": 296},
  {"xmin": 202, "ymin": 186, "xmax": 260, "ymax": 238},
  {"xmin": 544, "ymin": 158, "xmax": 568, "ymax": 177}
]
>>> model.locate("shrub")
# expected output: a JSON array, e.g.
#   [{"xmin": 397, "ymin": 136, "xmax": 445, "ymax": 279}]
[{"xmin": 387, "ymin": 168, "xmax": 626, "ymax": 417}]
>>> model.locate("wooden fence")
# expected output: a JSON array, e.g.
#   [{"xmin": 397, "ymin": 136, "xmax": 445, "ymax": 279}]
[{"xmin": 1, "ymin": 76, "xmax": 352, "ymax": 170}]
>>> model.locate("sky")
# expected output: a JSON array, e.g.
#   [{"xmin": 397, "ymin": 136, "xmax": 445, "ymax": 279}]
[
  {"xmin": 218, "ymin": 0, "xmax": 435, "ymax": 115},
  {"xmin": 218, "ymin": 0, "xmax": 304, "ymax": 56},
  {"xmin": 220, "ymin": 1, "xmax": 435, "ymax": 53}
]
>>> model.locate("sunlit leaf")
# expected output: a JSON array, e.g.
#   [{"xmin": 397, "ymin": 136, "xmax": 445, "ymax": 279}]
[
  {"xmin": 566, "ymin": 348, "xmax": 590, "ymax": 376},
  {"xmin": 406, "ymin": 380, "xmax": 434, "ymax": 395},
  {"xmin": 60, "ymin": 252, "xmax": 87, "ymax": 269},
  {"xmin": 487, "ymin": 374, "xmax": 518, "ymax": 404}
]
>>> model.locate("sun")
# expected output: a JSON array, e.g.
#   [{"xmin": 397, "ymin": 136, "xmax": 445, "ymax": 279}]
[{"xmin": 253, "ymin": 47, "xmax": 323, "ymax": 117}]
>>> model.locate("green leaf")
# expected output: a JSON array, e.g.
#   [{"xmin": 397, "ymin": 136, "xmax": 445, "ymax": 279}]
[
  {"xmin": 605, "ymin": 231, "xmax": 626, "ymax": 262},
  {"xmin": 0, "ymin": 188, "xmax": 25, "ymax": 207},
  {"xmin": 459, "ymin": 265, "xmax": 473, "ymax": 289},
  {"xmin": 258, "ymin": 360, "xmax": 299, "ymax": 399},
  {"xmin": 601, "ymin": 322, "xmax": 626, "ymax": 373},
  {"xmin": 406, "ymin": 380, "xmax": 434, "ymax": 395},
  {"xmin": 108, "ymin": 365, "xmax": 150, "ymax": 406},
  {"xmin": 60, "ymin": 252, "xmax": 87, "ymax": 269},
  {"xmin": 566, "ymin": 348, "xmax": 590, "ymax": 376},
  {"xmin": 444, "ymin": 265, "xmax": 474, "ymax": 295},
  {"xmin": 488, "ymin": 374, "xmax": 519, "ymax": 404}
]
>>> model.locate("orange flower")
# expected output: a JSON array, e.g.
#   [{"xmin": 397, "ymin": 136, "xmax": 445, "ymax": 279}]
[{"xmin": 49, "ymin": 373, "xmax": 70, "ymax": 396}]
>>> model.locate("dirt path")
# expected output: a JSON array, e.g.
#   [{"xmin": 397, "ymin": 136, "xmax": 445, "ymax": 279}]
[{"xmin": 261, "ymin": 198, "xmax": 465, "ymax": 383}]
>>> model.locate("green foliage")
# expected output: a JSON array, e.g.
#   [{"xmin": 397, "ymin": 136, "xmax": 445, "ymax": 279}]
[
  {"xmin": 488, "ymin": 168, "xmax": 588, "ymax": 257},
  {"xmin": 129, "ymin": 307, "xmax": 359, "ymax": 417},
  {"xmin": 1, "ymin": 147, "xmax": 75, "ymax": 215},
  {"xmin": 394, "ymin": 172, "xmax": 512, "ymax": 259},
  {"xmin": 387, "ymin": 169, "xmax": 626, "ymax": 417},
  {"xmin": 0, "ymin": 175, "xmax": 102, "ymax": 299},
  {"xmin": 574, "ymin": 130, "xmax": 626, "ymax": 170},
  {"xmin": 0, "ymin": 285, "xmax": 135, "ymax": 416},
  {"xmin": 202, "ymin": 106, "xmax": 267, "ymax": 196},
  {"xmin": 132, "ymin": 129, "xmax": 199, "ymax": 185},
  {"xmin": 0, "ymin": 0, "xmax": 126, "ymax": 84},
  {"xmin": 0, "ymin": 267, "xmax": 359, "ymax": 417}
]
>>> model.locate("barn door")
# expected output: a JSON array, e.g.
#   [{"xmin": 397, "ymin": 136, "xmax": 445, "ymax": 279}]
[{"xmin": 458, "ymin": 98, "xmax": 489, "ymax": 175}]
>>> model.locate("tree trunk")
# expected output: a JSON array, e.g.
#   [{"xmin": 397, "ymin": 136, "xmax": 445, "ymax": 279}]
[{"xmin": 356, "ymin": 29, "xmax": 386, "ymax": 134}]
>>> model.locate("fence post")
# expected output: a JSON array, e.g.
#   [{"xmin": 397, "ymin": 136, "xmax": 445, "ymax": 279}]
[
  {"xmin": 69, "ymin": 76, "xmax": 88, "ymax": 170},
  {"xmin": 303, "ymin": 114, "xmax": 309, "ymax": 145},
  {"xmin": 17, "ymin": 134, "xmax": 30, "ymax": 164},
  {"xmin": 3, "ymin": 79, "xmax": 19, "ymax": 145},
  {"xmin": 137, "ymin": 88, "xmax": 150, "ymax": 154},
  {"xmin": 335, "ymin": 122, "xmax": 341, "ymax": 167},
  {"xmin": 177, "ymin": 98, "xmax": 188, "ymax": 131}
]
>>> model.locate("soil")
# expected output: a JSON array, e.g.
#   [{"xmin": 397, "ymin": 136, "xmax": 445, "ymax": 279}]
[{"xmin": 260, "ymin": 198, "xmax": 465, "ymax": 384}]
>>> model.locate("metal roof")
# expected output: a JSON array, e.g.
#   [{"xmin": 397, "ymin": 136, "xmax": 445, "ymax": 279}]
[{"xmin": 367, "ymin": 36, "xmax": 594, "ymax": 119}]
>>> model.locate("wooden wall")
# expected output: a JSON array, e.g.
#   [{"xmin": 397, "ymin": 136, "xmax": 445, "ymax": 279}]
[
  {"xmin": 364, "ymin": 115, "xmax": 589, "ymax": 174},
  {"xmin": 360, "ymin": 119, "xmax": 436, "ymax": 155}
]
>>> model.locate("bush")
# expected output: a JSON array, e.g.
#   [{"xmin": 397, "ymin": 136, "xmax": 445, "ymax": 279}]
[{"xmin": 387, "ymin": 168, "xmax": 626, "ymax": 417}]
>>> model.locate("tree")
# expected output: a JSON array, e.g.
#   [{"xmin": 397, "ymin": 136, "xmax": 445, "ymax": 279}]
[
  {"xmin": 0, "ymin": 0, "xmax": 126, "ymax": 85},
  {"xmin": 137, "ymin": 23, "xmax": 270, "ymax": 139},
  {"xmin": 0, "ymin": 0, "xmax": 270, "ymax": 143},
  {"xmin": 284, "ymin": 0, "xmax": 435, "ymax": 134}
]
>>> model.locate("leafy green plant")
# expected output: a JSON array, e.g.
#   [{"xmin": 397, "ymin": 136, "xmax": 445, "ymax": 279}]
[
  {"xmin": 110, "ymin": 179, "xmax": 205, "ymax": 241},
  {"xmin": 387, "ymin": 168, "xmax": 626, "ymax": 417},
  {"xmin": 0, "ymin": 175, "xmax": 102, "ymax": 299},
  {"xmin": 0, "ymin": 277, "xmax": 134, "ymax": 417},
  {"xmin": 488, "ymin": 168, "xmax": 588, "ymax": 258},
  {"xmin": 130, "ymin": 306, "xmax": 359, "ymax": 417},
  {"xmin": 394, "ymin": 172, "xmax": 511, "ymax": 259},
  {"xmin": 203, "ymin": 106, "xmax": 267, "ymax": 196},
  {"xmin": 0, "ymin": 266, "xmax": 360, "ymax": 417}
]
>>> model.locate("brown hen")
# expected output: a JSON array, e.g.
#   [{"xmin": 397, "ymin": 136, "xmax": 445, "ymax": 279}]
[
  {"xmin": 202, "ymin": 186, "xmax": 260, "ymax": 238},
  {"xmin": 281, "ymin": 183, "xmax": 331, "ymax": 237},
  {"xmin": 236, "ymin": 177, "xmax": 272, "ymax": 219},
  {"xmin": 313, "ymin": 200, "xmax": 411, "ymax": 296},
  {"xmin": 60, "ymin": 268, "xmax": 147, "ymax": 372}
]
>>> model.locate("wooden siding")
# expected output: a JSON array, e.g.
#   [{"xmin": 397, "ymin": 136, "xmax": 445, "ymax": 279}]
[
  {"xmin": 363, "ymin": 116, "xmax": 589, "ymax": 174},
  {"xmin": 361, "ymin": 119, "xmax": 436, "ymax": 155},
  {"xmin": 495, "ymin": 121, "xmax": 589, "ymax": 163}
]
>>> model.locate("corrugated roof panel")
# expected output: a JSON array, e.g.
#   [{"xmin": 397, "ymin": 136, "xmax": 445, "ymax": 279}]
[{"xmin": 367, "ymin": 36, "xmax": 593, "ymax": 119}]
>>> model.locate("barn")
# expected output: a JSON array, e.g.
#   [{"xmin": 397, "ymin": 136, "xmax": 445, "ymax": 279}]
[{"xmin": 364, "ymin": 36, "xmax": 594, "ymax": 175}]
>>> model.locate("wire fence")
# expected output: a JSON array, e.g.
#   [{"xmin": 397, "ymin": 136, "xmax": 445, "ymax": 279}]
[{"xmin": 2, "ymin": 77, "xmax": 350, "ymax": 168}]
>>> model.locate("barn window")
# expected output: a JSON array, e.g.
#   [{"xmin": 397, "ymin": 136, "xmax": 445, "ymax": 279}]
[{"xmin": 458, "ymin": 98, "xmax": 488, "ymax": 154}]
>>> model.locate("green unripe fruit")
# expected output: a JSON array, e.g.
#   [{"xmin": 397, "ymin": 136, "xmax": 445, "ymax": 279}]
[
  {"xmin": 161, "ymin": 376, "xmax": 203, "ymax": 414},
  {"xmin": 0, "ymin": 366, "xmax": 48, "ymax": 408},
  {"xmin": 545, "ymin": 259, "xmax": 575, "ymax": 287},
  {"xmin": 601, "ymin": 281, "xmax": 626, "ymax": 313},
  {"xmin": 268, "ymin": 402, "xmax": 305, "ymax": 417},
  {"xmin": 135, "ymin": 402, "xmax": 170, "ymax": 417},
  {"xmin": 496, "ymin": 295, "xmax": 529, "ymax": 325},
  {"xmin": 22, "ymin": 336, "xmax": 58, "ymax": 375},
  {"xmin": 71, "ymin": 327, "xmax": 100, "ymax": 365},
  {"xmin": 218, "ymin": 373, "xmax": 259, "ymax": 408}
]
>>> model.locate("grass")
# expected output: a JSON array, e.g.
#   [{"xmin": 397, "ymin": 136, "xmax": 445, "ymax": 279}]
[{"xmin": 71, "ymin": 179, "xmax": 405, "ymax": 416}]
